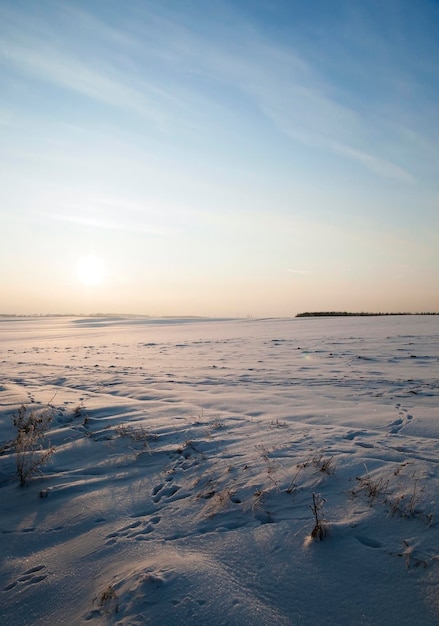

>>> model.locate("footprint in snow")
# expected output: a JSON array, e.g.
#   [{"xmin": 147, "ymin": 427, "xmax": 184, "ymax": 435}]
[
  {"xmin": 152, "ymin": 483, "xmax": 182, "ymax": 503},
  {"xmin": 388, "ymin": 406, "xmax": 414, "ymax": 434},
  {"xmin": 3, "ymin": 565, "xmax": 47, "ymax": 591},
  {"xmin": 389, "ymin": 418, "xmax": 404, "ymax": 434},
  {"xmin": 343, "ymin": 430, "xmax": 366, "ymax": 441},
  {"xmin": 354, "ymin": 441, "xmax": 375, "ymax": 449},
  {"xmin": 105, "ymin": 516, "xmax": 161, "ymax": 545},
  {"xmin": 355, "ymin": 535, "xmax": 382, "ymax": 549}
]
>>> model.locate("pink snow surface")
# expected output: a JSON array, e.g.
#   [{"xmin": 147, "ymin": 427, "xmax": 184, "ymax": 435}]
[{"xmin": 0, "ymin": 315, "xmax": 438, "ymax": 625}]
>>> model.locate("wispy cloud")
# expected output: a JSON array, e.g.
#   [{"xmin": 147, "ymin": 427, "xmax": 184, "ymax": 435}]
[
  {"xmin": 135, "ymin": 4, "xmax": 420, "ymax": 183},
  {"xmin": 42, "ymin": 193, "xmax": 171, "ymax": 236},
  {"xmin": 198, "ymin": 39, "xmax": 417, "ymax": 183},
  {"xmin": 332, "ymin": 143, "xmax": 415, "ymax": 184},
  {"xmin": 38, "ymin": 187, "xmax": 209, "ymax": 238},
  {"xmin": 2, "ymin": 41, "xmax": 168, "ymax": 125},
  {"xmin": 44, "ymin": 209, "xmax": 167, "ymax": 237},
  {"xmin": 0, "ymin": 0, "xmax": 429, "ymax": 184}
]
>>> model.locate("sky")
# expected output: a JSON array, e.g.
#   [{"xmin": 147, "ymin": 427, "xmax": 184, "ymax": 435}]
[{"xmin": 1, "ymin": 0, "xmax": 438, "ymax": 317}]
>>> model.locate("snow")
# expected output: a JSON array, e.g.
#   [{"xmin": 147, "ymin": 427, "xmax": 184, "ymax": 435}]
[{"xmin": 0, "ymin": 315, "xmax": 438, "ymax": 625}]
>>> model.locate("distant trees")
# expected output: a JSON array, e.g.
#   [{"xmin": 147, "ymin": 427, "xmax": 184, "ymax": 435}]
[{"xmin": 295, "ymin": 312, "xmax": 438, "ymax": 318}]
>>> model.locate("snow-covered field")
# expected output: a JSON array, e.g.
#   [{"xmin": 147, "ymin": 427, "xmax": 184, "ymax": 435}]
[{"xmin": 1, "ymin": 315, "xmax": 438, "ymax": 625}]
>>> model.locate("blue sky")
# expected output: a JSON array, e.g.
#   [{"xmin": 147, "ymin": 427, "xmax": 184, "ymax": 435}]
[{"xmin": 1, "ymin": 0, "xmax": 438, "ymax": 315}]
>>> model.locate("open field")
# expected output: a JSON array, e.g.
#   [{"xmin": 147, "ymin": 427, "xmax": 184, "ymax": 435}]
[{"xmin": 1, "ymin": 315, "xmax": 438, "ymax": 625}]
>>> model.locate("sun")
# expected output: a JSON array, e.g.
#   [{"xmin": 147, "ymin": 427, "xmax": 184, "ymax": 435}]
[{"xmin": 76, "ymin": 255, "xmax": 106, "ymax": 287}]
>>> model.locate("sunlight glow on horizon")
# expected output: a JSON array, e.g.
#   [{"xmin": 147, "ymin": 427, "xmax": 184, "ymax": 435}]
[{"xmin": 76, "ymin": 255, "xmax": 106, "ymax": 288}]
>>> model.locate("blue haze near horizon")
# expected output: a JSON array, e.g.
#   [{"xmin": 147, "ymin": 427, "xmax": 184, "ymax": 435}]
[{"xmin": 0, "ymin": 0, "xmax": 438, "ymax": 316}]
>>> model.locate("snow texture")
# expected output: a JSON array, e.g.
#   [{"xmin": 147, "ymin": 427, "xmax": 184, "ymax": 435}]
[{"xmin": 0, "ymin": 315, "xmax": 438, "ymax": 625}]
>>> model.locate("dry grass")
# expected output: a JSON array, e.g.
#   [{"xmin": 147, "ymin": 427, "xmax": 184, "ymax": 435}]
[
  {"xmin": 310, "ymin": 492, "xmax": 328, "ymax": 541},
  {"xmin": 12, "ymin": 404, "xmax": 54, "ymax": 486}
]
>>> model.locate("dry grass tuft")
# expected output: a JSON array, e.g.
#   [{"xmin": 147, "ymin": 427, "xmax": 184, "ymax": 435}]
[{"xmin": 12, "ymin": 404, "xmax": 54, "ymax": 486}]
